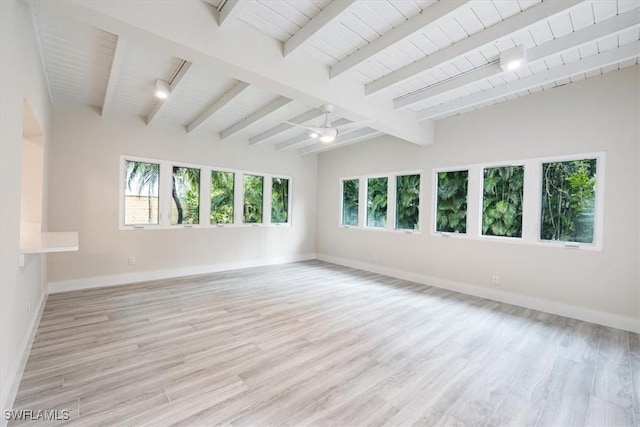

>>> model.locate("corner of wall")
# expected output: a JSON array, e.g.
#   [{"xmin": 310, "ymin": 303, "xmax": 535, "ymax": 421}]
[{"xmin": 0, "ymin": 292, "xmax": 47, "ymax": 426}]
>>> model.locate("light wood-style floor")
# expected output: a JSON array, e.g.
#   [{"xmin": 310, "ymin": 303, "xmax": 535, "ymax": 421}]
[{"xmin": 11, "ymin": 261, "xmax": 640, "ymax": 426}]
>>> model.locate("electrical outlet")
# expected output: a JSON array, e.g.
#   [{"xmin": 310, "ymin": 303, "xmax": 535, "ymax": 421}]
[
  {"xmin": 373, "ymin": 254, "xmax": 379, "ymax": 261},
  {"xmin": 128, "ymin": 256, "xmax": 135, "ymax": 265},
  {"xmin": 492, "ymin": 275, "xmax": 500, "ymax": 286}
]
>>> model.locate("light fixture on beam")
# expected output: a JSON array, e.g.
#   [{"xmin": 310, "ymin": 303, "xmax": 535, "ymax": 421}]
[
  {"xmin": 154, "ymin": 79, "xmax": 170, "ymax": 99},
  {"xmin": 500, "ymin": 45, "xmax": 527, "ymax": 72}
]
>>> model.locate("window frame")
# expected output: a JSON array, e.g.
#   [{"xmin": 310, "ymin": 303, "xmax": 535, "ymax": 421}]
[
  {"xmin": 395, "ymin": 173, "xmax": 422, "ymax": 231},
  {"xmin": 365, "ymin": 176, "xmax": 389, "ymax": 229},
  {"xmin": 169, "ymin": 162, "xmax": 204, "ymax": 228},
  {"xmin": 242, "ymin": 173, "xmax": 266, "ymax": 225},
  {"xmin": 534, "ymin": 152, "xmax": 605, "ymax": 250},
  {"xmin": 270, "ymin": 175, "xmax": 292, "ymax": 226},
  {"xmin": 477, "ymin": 162, "xmax": 526, "ymax": 242},
  {"xmin": 339, "ymin": 170, "xmax": 423, "ymax": 234},
  {"xmin": 119, "ymin": 155, "xmax": 292, "ymax": 230},
  {"xmin": 120, "ymin": 155, "xmax": 164, "ymax": 230},
  {"xmin": 209, "ymin": 168, "xmax": 236, "ymax": 226},
  {"xmin": 432, "ymin": 167, "xmax": 471, "ymax": 237},
  {"xmin": 340, "ymin": 177, "xmax": 361, "ymax": 228},
  {"xmin": 431, "ymin": 152, "xmax": 605, "ymax": 251}
]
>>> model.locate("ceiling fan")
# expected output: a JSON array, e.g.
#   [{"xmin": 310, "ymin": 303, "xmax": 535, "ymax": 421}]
[{"xmin": 285, "ymin": 104, "xmax": 373, "ymax": 144}]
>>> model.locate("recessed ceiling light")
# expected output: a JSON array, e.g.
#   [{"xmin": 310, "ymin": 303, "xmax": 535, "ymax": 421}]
[
  {"xmin": 309, "ymin": 131, "xmax": 319, "ymax": 139},
  {"xmin": 154, "ymin": 79, "xmax": 170, "ymax": 99},
  {"xmin": 500, "ymin": 45, "xmax": 527, "ymax": 72}
]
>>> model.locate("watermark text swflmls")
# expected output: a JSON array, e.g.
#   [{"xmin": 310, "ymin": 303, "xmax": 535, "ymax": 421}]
[{"xmin": 4, "ymin": 409, "xmax": 70, "ymax": 421}]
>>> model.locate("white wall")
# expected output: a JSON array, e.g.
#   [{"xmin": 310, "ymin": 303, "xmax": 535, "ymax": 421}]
[
  {"xmin": 317, "ymin": 67, "xmax": 640, "ymax": 331},
  {"xmin": 46, "ymin": 106, "xmax": 317, "ymax": 288},
  {"xmin": 0, "ymin": 0, "xmax": 52, "ymax": 418}
]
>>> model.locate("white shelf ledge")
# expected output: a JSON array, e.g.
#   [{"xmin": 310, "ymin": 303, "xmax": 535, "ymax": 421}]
[{"xmin": 20, "ymin": 231, "xmax": 79, "ymax": 254}]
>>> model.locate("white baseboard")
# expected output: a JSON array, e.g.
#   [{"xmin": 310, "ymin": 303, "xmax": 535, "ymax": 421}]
[
  {"xmin": 48, "ymin": 253, "xmax": 317, "ymax": 294},
  {"xmin": 47, "ymin": 251, "xmax": 639, "ymax": 332},
  {"xmin": 317, "ymin": 254, "xmax": 640, "ymax": 333},
  {"xmin": 1, "ymin": 292, "xmax": 48, "ymax": 427}
]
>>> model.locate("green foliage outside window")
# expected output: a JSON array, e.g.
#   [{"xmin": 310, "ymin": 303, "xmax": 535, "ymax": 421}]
[
  {"xmin": 541, "ymin": 159, "xmax": 596, "ymax": 243},
  {"xmin": 124, "ymin": 160, "xmax": 160, "ymax": 225},
  {"xmin": 210, "ymin": 171, "xmax": 234, "ymax": 224},
  {"xmin": 342, "ymin": 179, "xmax": 359, "ymax": 226},
  {"xmin": 436, "ymin": 170, "xmax": 468, "ymax": 233},
  {"xmin": 396, "ymin": 174, "xmax": 420, "ymax": 230},
  {"xmin": 172, "ymin": 166, "xmax": 200, "ymax": 225},
  {"xmin": 482, "ymin": 166, "xmax": 524, "ymax": 237},
  {"xmin": 367, "ymin": 177, "xmax": 388, "ymax": 228},
  {"xmin": 271, "ymin": 178, "xmax": 289, "ymax": 223},
  {"xmin": 243, "ymin": 175, "xmax": 263, "ymax": 223}
]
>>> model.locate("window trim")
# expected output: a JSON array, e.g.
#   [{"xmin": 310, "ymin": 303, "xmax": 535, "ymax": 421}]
[
  {"xmin": 120, "ymin": 155, "xmax": 164, "ymax": 230},
  {"xmin": 339, "ymin": 169, "xmax": 423, "ymax": 234},
  {"xmin": 535, "ymin": 151, "xmax": 605, "ymax": 250},
  {"xmin": 431, "ymin": 152, "xmax": 605, "ymax": 251},
  {"xmin": 169, "ymin": 163, "xmax": 203, "ymax": 228},
  {"xmin": 395, "ymin": 172, "xmax": 423, "ymax": 232},
  {"xmin": 119, "ymin": 155, "xmax": 292, "ymax": 230},
  {"xmin": 210, "ymin": 169, "xmax": 236, "ymax": 226},
  {"xmin": 339, "ymin": 176, "xmax": 361, "ymax": 228},
  {"xmin": 432, "ymin": 167, "xmax": 471, "ymax": 237},
  {"xmin": 242, "ymin": 173, "xmax": 266, "ymax": 225},
  {"xmin": 365, "ymin": 176, "xmax": 389, "ymax": 230},
  {"xmin": 477, "ymin": 162, "xmax": 526, "ymax": 240},
  {"xmin": 270, "ymin": 175, "xmax": 292, "ymax": 226}
]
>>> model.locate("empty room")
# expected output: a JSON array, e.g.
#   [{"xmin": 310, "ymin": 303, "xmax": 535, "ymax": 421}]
[{"xmin": 1, "ymin": 0, "xmax": 639, "ymax": 425}]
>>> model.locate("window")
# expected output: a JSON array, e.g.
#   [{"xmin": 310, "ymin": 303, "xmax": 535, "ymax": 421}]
[
  {"xmin": 271, "ymin": 177, "xmax": 289, "ymax": 224},
  {"xmin": 171, "ymin": 166, "xmax": 200, "ymax": 225},
  {"xmin": 435, "ymin": 170, "xmax": 468, "ymax": 233},
  {"xmin": 211, "ymin": 170, "xmax": 234, "ymax": 224},
  {"xmin": 121, "ymin": 156, "xmax": 292, "ymax": 229},
  {"xmin": 243, "ymin": 174, "xmax": 264, "ymax": 223},
  {"xmin": 541, "ymin": 158, "xmax": 597, "ymax": 243},
  {"xmin": 124, "ymin": 160, "xmax": 160, "ymax": 225},
  {"xmin": 396, "ymin": 174, "xmax": 420, "ymax": 230},
  {"xmin": 342, "ymin": 179, "xmax": 359, "ymax": 226},
  {"xmin": 429, "ymin": 153, "xmax": 603, "ymax": 249},
  {"xmin": 482, "ymin": 166, "xmax": 524, "ymax": 237},
  {"xmin": 367, "ymin": 177, "xmax": 388, "ymax": 228}
]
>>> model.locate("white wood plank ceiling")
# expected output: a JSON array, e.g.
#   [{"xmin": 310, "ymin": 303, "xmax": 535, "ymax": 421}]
[{"xmin": 30, "ymin": 0, "xmax": 640, "ymax": 155}]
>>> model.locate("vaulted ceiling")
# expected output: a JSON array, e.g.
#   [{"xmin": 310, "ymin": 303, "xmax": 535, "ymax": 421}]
[{"xmin": 29, "ymin": 0, "xmax": 640, "ymax": 155}]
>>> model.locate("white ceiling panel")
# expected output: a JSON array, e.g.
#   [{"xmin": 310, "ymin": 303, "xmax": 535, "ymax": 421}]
[
  {"xmin": 592, "ymin": 0, "xmax": 617, "ymax": 21},
  {"xmin": 32, "ymin": 7, "xmax": 116, "ymax": 107},
  {"xmin": 492, "ymin": 0, "xmax": 525, "ymax": 20},
  {"xmin": 160, "ymin": 64, "xmax": 238, "ymax": 127},
  {"xmin": 569, "ymin": 1, "xmax": 596, "ymax": 31},
  {"xmin": 30, "ymin": 0, "xmax": 640, "ymax": 154},
  {"xmin": 228, "ymin": 101, "xmax": 311, "ymax": 141},
  {"xmin": 197, "ymin": 86, "xmax": 281, "ymax": 133},
  {"xmin": 109, "ymin": 43, "xmax": 183, "ymax": 117},
  {"xmin": 470, "ymin": 1, "xmax": 503, "ymax": 28},
  {"xmin": 619, "ymin": 0, "xmax": 640, "ymax": 13}
]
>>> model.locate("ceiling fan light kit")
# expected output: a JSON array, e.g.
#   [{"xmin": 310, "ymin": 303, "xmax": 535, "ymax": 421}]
[
  {"xmin": 317, "ymin": 128, "xmax": 338, "ymax": 143},
  {"xmin": 285, "ymin": 103, "xmax": 372, "ymax": 145}
]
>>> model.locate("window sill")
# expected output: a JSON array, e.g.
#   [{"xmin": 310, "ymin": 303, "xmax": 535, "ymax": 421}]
[
  {"xmin": 432, "ymin": 232, "xmax": 601, "ymax": 251},
  {"xmin": 120, "ymin": 223, "xmax": 291, "ymax": 230},
  {"xmin": 340, "ymin": 225, "xmax": 421, "ymax": 234}
]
